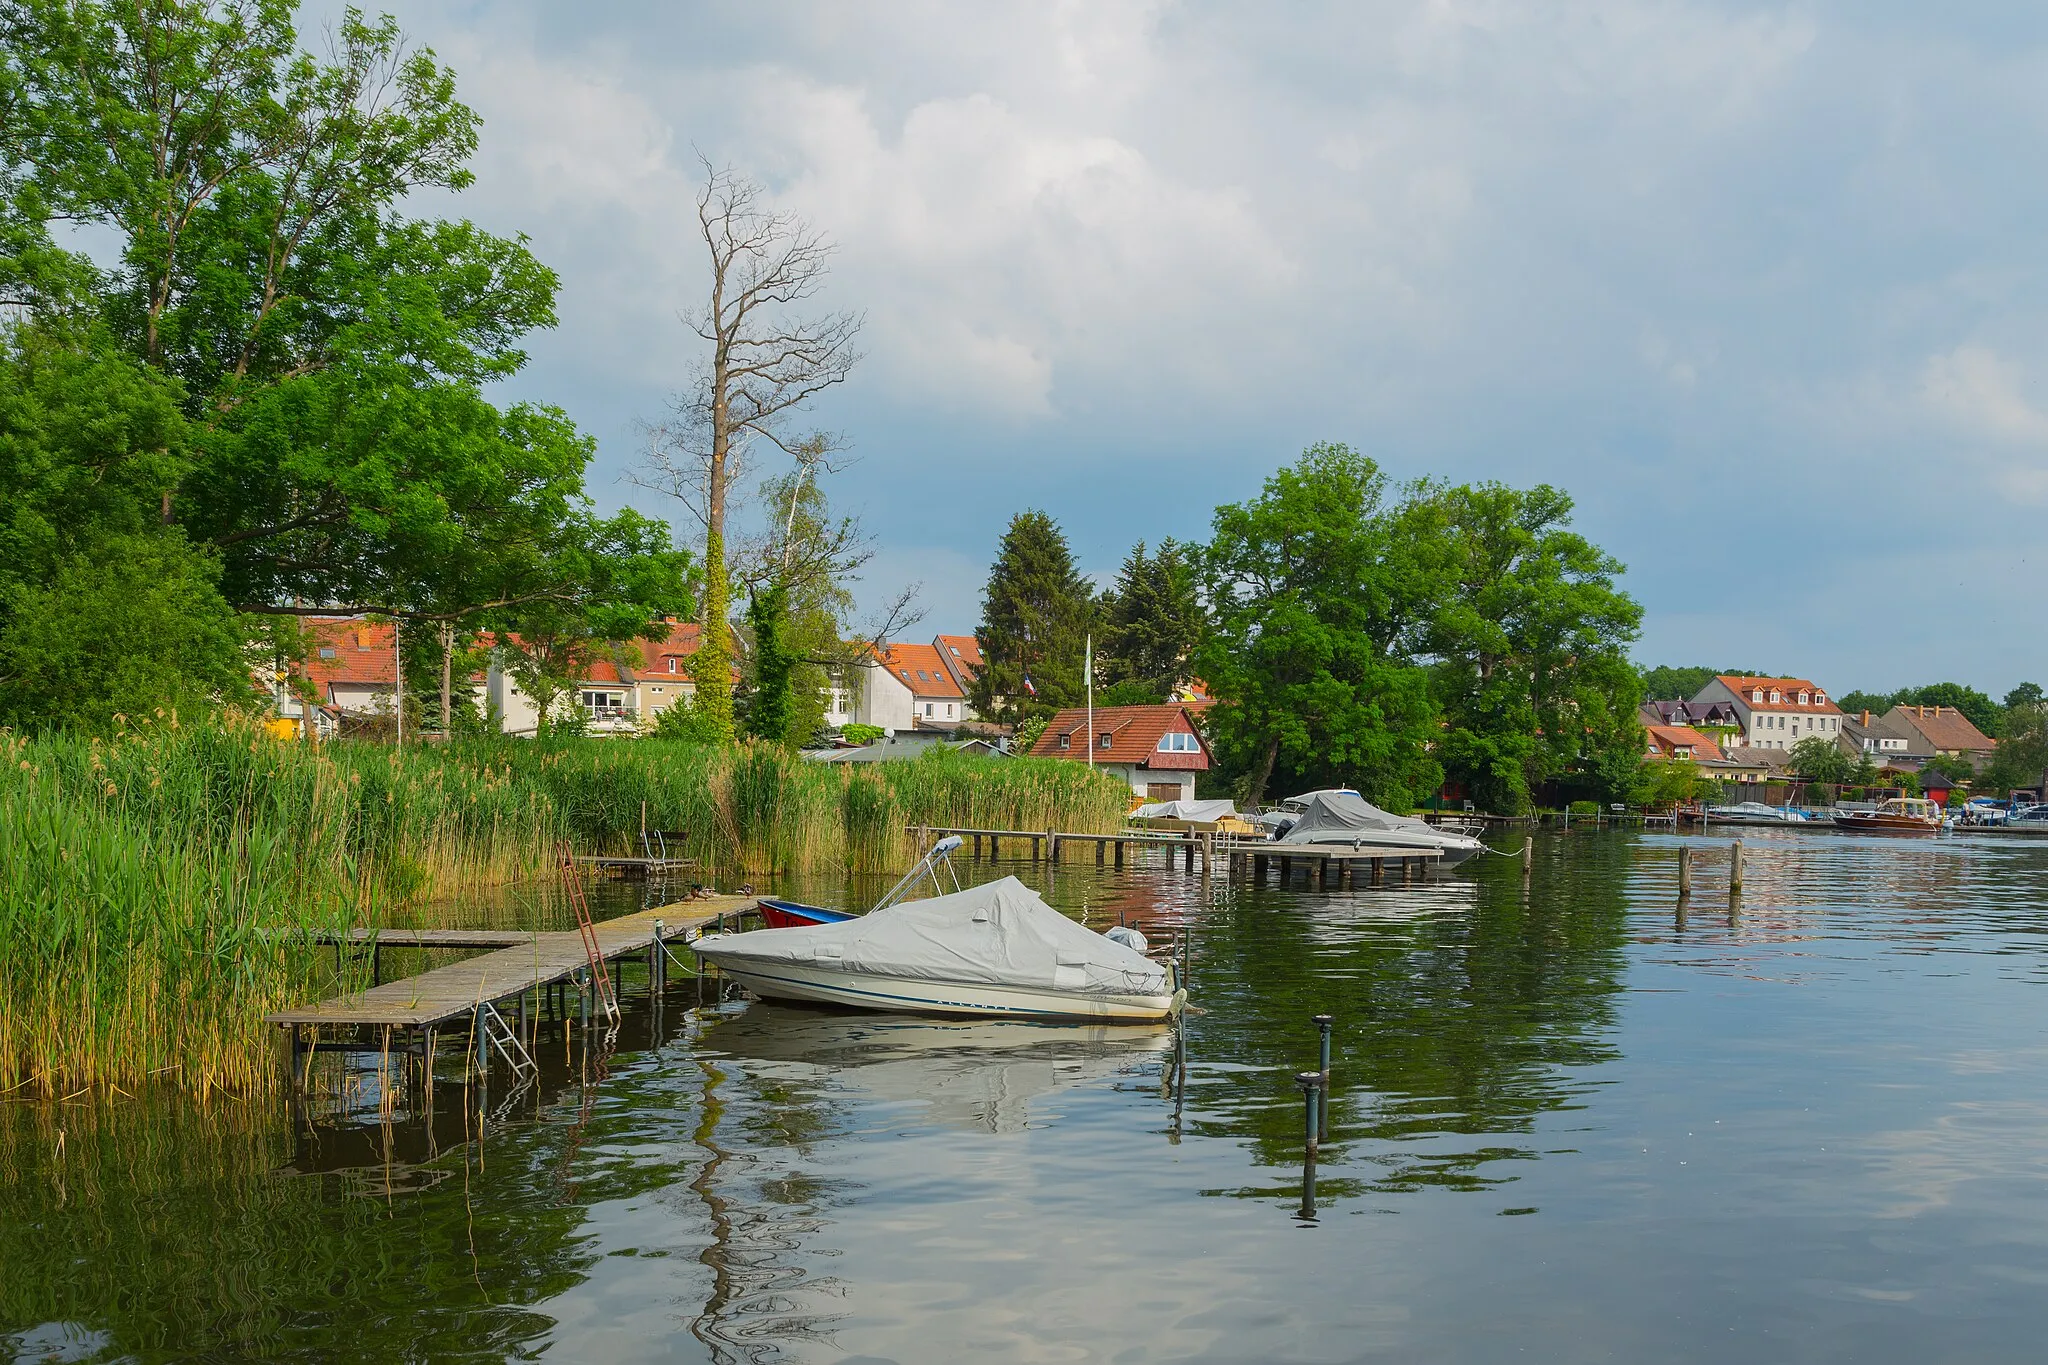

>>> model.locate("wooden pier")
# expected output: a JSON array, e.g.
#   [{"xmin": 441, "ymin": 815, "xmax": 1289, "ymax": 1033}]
[
  {"xmin": 267, "ymin": 893, "xmax": 758, "ymax": 1079},
  {"xmin": 911, "ymin": 826, "xmax": 1445, "ymax": 884}
]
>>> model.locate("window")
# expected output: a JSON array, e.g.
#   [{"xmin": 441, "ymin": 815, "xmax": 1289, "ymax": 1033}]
[
  {"xmin": 1799, "ymin": 691, "xmax": 1809, "ymax": 705},
  {"xmin": 1057, "ymin": 734, "xmax": 1070, "ymax": 750},
  {"xmin": 949, "ymin": 646, "xmax": 961, "ymax": 656},
  {"xmin": 1752, "ymin": 689, "xmax": 1764, "ymax": 703},
  {"xmin": 917, "ymin": 669, "xmax": 929, "ymax": 680},
  {"xmin": 1158, "ymin": 732, "xmax": 1200, "ymax": 753},
  {"xmin": 946, "ymin": 704, "xmax": 955, "ymax": 717},
  {"xmin": 1815, "ymin": 692, "xmax": 1827, "ymax": 705},
  {"xmin": 924, "ymin": 703, "xmax": 933, "ymax": 716},
  {"xmin": 1770, "ymin": 689, "xmax": 1781, "ymax": 703},
  {"xmin": 668, "ymin": 657, "xmax": 678, "ymax": 674},
  {"xmin": 1099, "ymin": 732, "xmax": 1112, "ymax": 750}
]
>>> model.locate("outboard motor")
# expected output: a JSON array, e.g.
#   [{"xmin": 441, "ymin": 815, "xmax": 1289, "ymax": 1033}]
[{"xmin": 1104, "ymin": 924, "xmax": 1149, "ymax": 954}]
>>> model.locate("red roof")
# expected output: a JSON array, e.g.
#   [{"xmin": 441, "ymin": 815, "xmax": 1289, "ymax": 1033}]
[
  {"xmin": 935, "ymin": 635, "xmax": 983, "ymax": 674},
  {"xmin": 877, "ymin": 642, "xmax": 964, "ymax": 699},
  {"xmin": 1028, "ymin": 704, "xmax": 1210, "ymax": 768},
  {"xmin": 1886, "ymin": 705, "xmax": 1995, "ymax": 753},
  {"xmin": 1716, "ymin": 676, "xmax": 1842, "ymax": 714},
  {"xmin": 297, "ymin": 618, "xmax": 396, "ymax": 694},
  {"xmin": 1646, "ymin": 724, "xmax": 1724, "ymax": 761}
]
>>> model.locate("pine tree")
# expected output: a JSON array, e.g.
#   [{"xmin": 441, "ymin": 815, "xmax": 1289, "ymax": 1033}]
[
  {"xmin": 1101, "ymin": 538, "xmax": 1202, "ymax": 700},
  {"xmin": 971, "ymin": 511, "xmax": 1097, "ymax": 722}
]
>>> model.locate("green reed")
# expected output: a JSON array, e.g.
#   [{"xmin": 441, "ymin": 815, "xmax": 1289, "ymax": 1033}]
[{"xmin": 0, "ymin": 719, "xmax": 1127, "ymax": 1096}]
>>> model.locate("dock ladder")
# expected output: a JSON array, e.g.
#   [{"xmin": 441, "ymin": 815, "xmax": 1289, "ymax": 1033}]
[
  {"xmin": 477, "ymin": 1001, "xmax": 536, "ymax": 1079},
  {"xmin": 560, "ymin": 847, "xmax": 620, "ymax": 1026}
]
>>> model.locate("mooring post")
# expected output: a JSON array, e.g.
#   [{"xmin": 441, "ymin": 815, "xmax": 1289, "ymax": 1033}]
[
  {"xmin": 1729, "ymin": 840, "xmax": 1744, "ymax": 893},
  {"xmin": 474, "ymin": 1003, "xmax": 489, "ymax": 1074},
  {"xmin": 1314, "ymin": 1014, "xmax": 1334, "ymax": 1140},
  {"xmin": 1522, "ymin": 836, "xmax": 1534, "ymax": 879},
  {"xmin": 1678, "ymin": 844, "xmax": 1694, "ymax": 899},
  {"xmin": 1296, "ymin": 1071, "xmax": 1322, "ymax": 1220}
]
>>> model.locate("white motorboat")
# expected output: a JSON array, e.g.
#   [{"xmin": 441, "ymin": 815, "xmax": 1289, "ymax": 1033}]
[
  {"xmin": 1705, "ymin": 801, "xmax": 1810, "ymax": 826},
  {"xmin": 692, "ymin": 876, "xmax": 1182, "ymax": 1022},
  {"xmin": 1272, "ymin": 789, "xmax": 1488, "ymax": 867}
]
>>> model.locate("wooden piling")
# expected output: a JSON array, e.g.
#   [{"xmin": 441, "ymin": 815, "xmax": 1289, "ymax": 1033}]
[
  {"xmin": 1729, "ymin": 840, "xmax": 1744, "ymax": 893},
  {"xmin": 1678, "ymin": 844, "xmax": 1693, "ymax": 898},
  {"xmin": 1521, "ymin": 836, "xmax": 1534, "ymax": 879}
]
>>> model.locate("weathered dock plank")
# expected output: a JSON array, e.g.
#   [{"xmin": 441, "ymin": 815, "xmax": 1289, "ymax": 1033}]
[{"xmin": 266, "ymin": 894, "xmax": 756, "ymax": 1030}]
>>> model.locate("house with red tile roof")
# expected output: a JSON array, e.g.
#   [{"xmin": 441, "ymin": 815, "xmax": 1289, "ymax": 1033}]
[
  {"xmin": 1690, "ymin": 675, "xmax": 1844, "ymax": 751},
  {"xmin": 260, "ymin": 617, "xmax": 401, "ymax": 738},
  {"xmin": 933, "ymin": 635, "xmax": 983, "ymax": 695},
  {"xmin": 485, "ymin": 618, "xmax": 729, "ymax": 736},
  {"xmin": 1881, "ymin": 704, "xmax": 1996, "ymax": 763},
  {"xmin": 857, "ymin": 641, "xmax": 973, "ymax": 733},
  {"xmin": 1644, "ymin": 723, "xmax": 1723, "ymax": 762},
  {"xmin": 1028, "ymin": 704, "xmax": 1211, "ymax": 801}
]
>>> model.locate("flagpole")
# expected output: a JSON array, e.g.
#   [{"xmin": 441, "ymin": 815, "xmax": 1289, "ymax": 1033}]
[{"xmin": 1085, "ymin": 634, "xmax": 1094, "ymax": 770}]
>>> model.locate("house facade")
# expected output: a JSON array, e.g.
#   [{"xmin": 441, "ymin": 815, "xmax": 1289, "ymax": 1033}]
[
  {"xmin": 1840, "ymin": 711, "xmax": 1915, "ymax": 763},
  {"xmin": 1028, "ymin": 704, "xmax": 1211, "ymax": 802},
  {"xmin": 1691, "ymin": 675, "xmax": 1844, "ymax": 750},
  {"xmin": 830, "ymin": 635, "xmax": 987, "ymax": 736},
  {"xmin": 486, "ymin": 619, "xmax": 718, "ymax": 736},
  {"xmin": 1645, "ymin": 723, "xmax": 1723, "ymax": 762},
  {"xmin": 1882, "ymin": 704, "xmax": 1996, "ymax": 764},
  {"xmin": 263, "ymin": 617, "xmax": 399, "ymax": 738}
]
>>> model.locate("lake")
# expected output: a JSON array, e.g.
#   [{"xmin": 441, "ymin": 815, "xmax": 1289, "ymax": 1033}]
[{"xmin": 8, "ymin": 828, "xmax": 2048, "ymax": 1363}]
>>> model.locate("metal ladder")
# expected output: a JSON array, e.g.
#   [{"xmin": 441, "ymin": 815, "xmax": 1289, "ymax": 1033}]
[
  {"xmin": 477, "ymin": 1001, "xmax": 536, "ymax": 1078},
  {"xmin": 560, "ymin": 848, "xmax": 620, "ymax": 1026}
]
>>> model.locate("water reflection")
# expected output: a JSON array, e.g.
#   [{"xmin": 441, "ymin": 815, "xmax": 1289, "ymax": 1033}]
[{"xmin": 14, "ymin": 833, "xmax": 2048, "ymax": 1362}]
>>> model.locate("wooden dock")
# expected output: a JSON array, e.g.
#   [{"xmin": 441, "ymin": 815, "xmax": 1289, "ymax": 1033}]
[{"xmin": 911, "ymin": 825, "xmax": 1446, "ymax": 884}]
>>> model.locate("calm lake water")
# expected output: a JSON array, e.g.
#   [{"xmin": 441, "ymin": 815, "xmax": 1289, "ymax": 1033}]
[{"xmin": 9, "ymin": 829, "xmax": 2048, "ymax": 1362}]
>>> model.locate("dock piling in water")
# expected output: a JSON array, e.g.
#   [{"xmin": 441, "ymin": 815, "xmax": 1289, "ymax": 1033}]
[
  {"xmin": 1314, "ymin": 1014, "xmax": 1334, "ymax": 1139},
  {"xmin": 1296, "ymin": 1071, "xmax": 1323, "ymax": 1220},
  {"xmin": 1678, "ymin": 845, "xmax": 1693, "ymax": 899},
  {"xmin": 1730, "ymin": 841, "xmax": 1744, "ymax": 893}
]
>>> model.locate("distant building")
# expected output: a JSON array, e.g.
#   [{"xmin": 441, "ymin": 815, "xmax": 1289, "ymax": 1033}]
[
  {"xmin": 840, "ymin": 636, "xmax": 985, "ymax": 735},
  {"xmin": 1690, "ymin": 675, "xmax": 1844, "ymax": 751},
  {"xmin": 1645, "ymin": 723, "xmax": 1723, "ymax": 762},
  {"xmin": 262, "ymin": 616, "xmax": 400, "ymax": 739},
  {"xmin": 1029, "ymin": 703, "xmax": 1211, "ymax": 802},
  {"xmin": 1882, "ymin": 704, "xmax": 1996, "ymax": 764},
  {"xmin": 485, "ymin": 619, "xmax": 723, "ymax": 736},
  {"xmin": 1641, "ymin": 698, "xmax": 1742, "ymax": 744},
  {"xmin": 1700, "ymin": 745, "xmax": 1791, "ymax": 787},
  {"xmin": 1840, "ymin": 711, "xmax": 1915, "ymax": 763}
]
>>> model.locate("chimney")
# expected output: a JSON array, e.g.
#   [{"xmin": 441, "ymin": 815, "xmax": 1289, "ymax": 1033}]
[{"xmin": 1862, "ymin": 710, "xmax": 1871, "ymax": 725}]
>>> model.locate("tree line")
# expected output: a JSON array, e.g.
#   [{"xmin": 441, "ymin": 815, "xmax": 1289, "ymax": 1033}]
[{"xmin": 971, "ymin": 443, "xmax": 1646, "ymax": 812}]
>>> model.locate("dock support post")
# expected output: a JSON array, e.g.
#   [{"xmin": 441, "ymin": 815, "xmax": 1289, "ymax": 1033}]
[
  {"xmin": 1314, "ymin": 1014, "xmax": 1334, "ymax": 1138},
  {"xmin": 422, "ymin": 1027, "xmax": 436, "ymax": 1107},
  {"xmin": 474, "ymin": 1004, "xmax": 489, "ymax": 1074},
  {"xmin": 990, "ymin": 834, "xmax": 1000, "ymax": 860},
  {"xmin": 1278, "ymin": 856, "xmax": 1292, "ymax": 884},
  {"xmin": 1318, "ymin": 858, "xmax": 1330, "ymax": 890},
  {"xmin": 1253, "ymin": 853, "xmax": 1267, "ymax": 882},
  {"xmin": 653, "ymin": 918, "xmax": 666, "ymax": 992},
  {"xmin": 1296, "ymin": 1072, "xmax": 1322, "ymax": 1220},
  {"xmin": 1097, "ymin": 838, "xmax": 1106, "ymax": 867},
  {"xmin": 1050, "ymin": 832, "xmax": 1060, "ymax": 864},
  {"xmin": 1729, "ymin": 841, "xmax": 1743, "ymax": 894},
  {"xmin": 1114, "ymin": 839, "xmax": 1124, "ymax": 869},
  {"xmin": 288, "ymin": 1025, "xmax": 303, "ymax": 1091},
  {"xmin": 1371, "ymin": 858, "xmax": 1384, "ymax": 886},
  {"xmin": 1184, "ymin": 840, "xmax": 1195, "ymax": 873},
  {"xmin": 1031, "ymin": 834, "xmax": 1041, "ymax": 862},
  {"xmin": 1679, "ymin": 845, "xmax": 1694, "ymax": 899}
]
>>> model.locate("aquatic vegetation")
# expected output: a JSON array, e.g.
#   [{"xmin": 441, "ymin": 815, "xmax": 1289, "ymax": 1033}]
[{"xmin": 0, "ymin": 719, "xmax": 1126, "ymax": 1096}]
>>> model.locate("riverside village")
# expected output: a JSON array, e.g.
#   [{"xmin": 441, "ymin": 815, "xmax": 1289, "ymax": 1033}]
[{"xmin": 6, "ymin": 4, "xmax": 2048, "ymax": 1362}]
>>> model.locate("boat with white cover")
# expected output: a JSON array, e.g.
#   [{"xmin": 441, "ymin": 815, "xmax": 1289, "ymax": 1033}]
[
  {"xmin": 692, "ymin": 876, "xmax": 1182, "ymax": 1022},
  {"xmin": 1269, "ymin": 789, "xmax": 1488, "ymax": 867}
]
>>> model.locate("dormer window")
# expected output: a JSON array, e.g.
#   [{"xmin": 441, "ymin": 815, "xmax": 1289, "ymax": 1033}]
[
  {"xmin": 1752, "ymin": 689, "xmax": 1764, "ymax": 703},
  {"xmin": 1098, "ymin": 732, "xmax": 1112, "ymax": 750},
  {"xmin": 1057, "ymin": 733, "xmax": 1070, "ymax": 751},
  {"xmin": 1798, "ymin": 691, "xmax": 1809, "ymax": 705},
  {"xmin": 1769, "ymin": 689, "xmax": 1781, "ymax": 704},
  {"xmin": 667, "ymin": 657, "xmax": 677, "ymax": 674},
  {"xmin": 1814, "ymin": 692, "xmax": 1826, "ymax": 705}
]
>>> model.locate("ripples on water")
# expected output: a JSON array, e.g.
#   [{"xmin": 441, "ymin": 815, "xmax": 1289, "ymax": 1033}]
[{"xmin": 8, "ymin": 829, "xmax": 2048, "ymax": 1362}]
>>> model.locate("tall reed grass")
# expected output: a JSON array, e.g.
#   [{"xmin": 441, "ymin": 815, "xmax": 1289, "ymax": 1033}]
[{"xmin": 2, "ymin": 718, "xmax": 1128, "ymax": 1097}]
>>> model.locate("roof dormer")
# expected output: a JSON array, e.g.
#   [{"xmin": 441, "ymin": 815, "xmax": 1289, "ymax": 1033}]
[
  {"xmin": 1814, "ymin": 691, "xmax": 1826, "ymax": 705},
  {"xmin": 1751, "ymin": 688, "xmax": 1764, "ymax": 703},
  {"xmin": 1798, "ymin": 690, "xmax": 1810, "ymax": 705},
  {"xmin": 1769, "ymin": 689, "xmax": 1781, "ymax": 704}
]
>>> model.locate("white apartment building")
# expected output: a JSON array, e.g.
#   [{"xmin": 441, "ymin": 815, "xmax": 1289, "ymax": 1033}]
[{"xmin": 1690, "ymin": 675, "xmax": 1844, "ymax": 751}]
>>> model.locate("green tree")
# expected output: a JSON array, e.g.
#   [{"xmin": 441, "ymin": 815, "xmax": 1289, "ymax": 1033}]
[
  {"xmin": 1981, "ymin": 704, "xmax": 2048, "ymax": 795},
  {"xmin": 0, "ymin": 533, "xmax": 251, "ymax": 728},
  {"xmin": 2004, "ymin": 682, "xmax": 2044, "ymax": 712},
  {"xmin": 1194, "ymin": 444, "xmax": 1441, "ymax": 808},
  {"xmin": 744, "ymin": 584, "xmax": 797, "ymax": 746},
  {"xmin": 1409, "ymin": 481, "xmax": 1644, "ymax": 813},
  {"xmin": 971, "ymin": 511, "xmax": 1097, "ymax": 724},
  {"xmin": 1839, "ymin": 682, "xmax": 2004, "ymax": 737},
  {"xmin": 1789, "ymin": 734, "xmax": 1854, "ymax": 784},
  {"xmin": 1100, "ymin": 538, "xmax": 1202, "ymax": 698},
  {"xmin": 1835, "ymin": 689, "xmax": 1894, "ymax": 718},
  {"xmin": 1641, "ymin": 664, "xmax": 1759, "ymax": 700}
]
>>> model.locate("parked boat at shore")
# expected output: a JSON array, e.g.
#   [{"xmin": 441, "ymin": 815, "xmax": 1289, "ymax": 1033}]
[
  {"xmin": 693, "ymin": 876, "xmax": 1182, "ymax": 1022},
  {"xmin": 1705, "ymin": 801, "xmax": 1812, "ymax": 827},
  {"xmin": 1269, "ymin": 790, "xmax": 1488, "ymax": 867},
  {"xmin": 1832, "ymin": 797, "xmax": 1945, "ymax": 834}
]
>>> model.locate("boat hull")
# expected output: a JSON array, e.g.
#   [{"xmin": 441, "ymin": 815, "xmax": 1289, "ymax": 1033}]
[
  {"xmin": 695, "ymin": 953, "xmax": 1182, "ymax": 1022},
  {"xmin": 757, "ymin": 898, "xmax": 855, "ymax": 929},
  {"xmin": 1276, "ymin": 835, "xmax": 1483, "ymax": 866},
  {"xmin": 1832, "ymin": 814, "xmax": 1941, "ymax": 834}
]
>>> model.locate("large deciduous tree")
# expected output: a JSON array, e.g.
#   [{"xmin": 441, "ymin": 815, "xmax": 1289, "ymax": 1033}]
[
  {"xmin": 1406, "ymin": 481, "xmax": 1643, "ymax": 812},
  {"xmin": 640, "ymin": 164, "xmax": 862, "ymax": 744},
  {"xmin": 1193, "ymin": 444, "xmax": 1441, "ymax": 808},
  {"xmin": 971, "ymin": 511, "xmax": 1097, "ymax": 724}
]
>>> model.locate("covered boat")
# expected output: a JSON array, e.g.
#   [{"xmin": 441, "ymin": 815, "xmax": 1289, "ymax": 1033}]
[
  {"xmin": 1127, "ymin": 798, "xmax": 1260, "ymax": 835},
  {"xmin": 1706, "ymin": 801, "xmax": 1810, "ymax": 826},
  {"xmin": 1273, "ymin": 790, "xmax": 1487, "ymax": 867},
  {"xmin": 693, "ymin": 876, "xmax": 1180, "ymax": 1022}
]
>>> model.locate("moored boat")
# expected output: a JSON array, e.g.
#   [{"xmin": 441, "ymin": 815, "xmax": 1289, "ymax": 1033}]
[
  {"xmin": 1705, "ymin": 801, "xmax": 1810, "ymax": 827},
  {"xmin": 757, "ymin": 898, "xmax": 856, "ymax": 929},
  {"xmin": 1832, "ymin": 797, "xmax": 1944, "ymax": 834},
  {"xmin": 1271, "ymin": 789, "xmax": 1488, "ymax": 867},
  {"xmin": 693, "ymin": 876, "xmax": 1181, "ymax": 1022}
]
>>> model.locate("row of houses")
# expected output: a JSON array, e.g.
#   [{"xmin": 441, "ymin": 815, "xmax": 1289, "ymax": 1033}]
[
  {"xmin": 265, "ymin": 616, "xmax": 1007, "ymax": 741},
  {"xmin": 1640, "ymin": 673, "xmax": 1998, "ymax": 787}
]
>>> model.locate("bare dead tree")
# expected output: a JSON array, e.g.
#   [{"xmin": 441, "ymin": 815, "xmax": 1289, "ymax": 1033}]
[{"xmin": 636, "ymin": 160, "xmax": 862, "ymax": 741}]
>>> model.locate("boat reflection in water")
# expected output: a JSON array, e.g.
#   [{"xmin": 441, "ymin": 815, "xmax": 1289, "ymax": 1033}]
[{"xmin": 700, "ymin": 1004, "xmax": 1177, "ymax": 1135}]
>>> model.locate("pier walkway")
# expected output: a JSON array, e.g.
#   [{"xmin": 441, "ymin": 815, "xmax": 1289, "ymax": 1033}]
[
  {"xmin": 267, "ymin": 894, "xmax": 757, "ymax": 1042},
  {"xmin": 911, "ymin": 825, "xmax": 1445, "ymax": 884}
]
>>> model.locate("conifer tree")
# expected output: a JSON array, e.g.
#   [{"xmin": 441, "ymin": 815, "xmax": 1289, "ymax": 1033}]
[
  {"xmin": 1100, "ymin": 538, "xmax": 1202, "ymax": 700},
  {"xmin": 971, "ymin": 511, "xmax": 1097, "ymax": 722}
]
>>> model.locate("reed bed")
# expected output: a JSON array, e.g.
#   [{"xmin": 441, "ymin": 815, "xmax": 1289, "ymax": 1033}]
[{"xmin": 2, "ymin": 719, "xmax": 1127, "ymax": 1097}]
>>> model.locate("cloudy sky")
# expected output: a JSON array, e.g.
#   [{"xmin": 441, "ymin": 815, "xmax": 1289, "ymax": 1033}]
[{"xmin": 348, "ymin": 1, "xmax": 2046, "ymax": 694}]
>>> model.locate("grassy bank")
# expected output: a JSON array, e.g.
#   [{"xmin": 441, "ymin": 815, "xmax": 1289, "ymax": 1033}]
[{"xmin": 0, "ymin": 719, "xmax": 1127, "ymax": 1096}]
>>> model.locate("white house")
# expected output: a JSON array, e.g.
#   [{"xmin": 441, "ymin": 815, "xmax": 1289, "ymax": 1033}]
[
  {"xmin": 1690, "ymin": 675, "xmax": 1844, "ymax": 751},
  {"xmin": 1029, "ymin": 704, "xmax": 1212, "ymax": 802}
]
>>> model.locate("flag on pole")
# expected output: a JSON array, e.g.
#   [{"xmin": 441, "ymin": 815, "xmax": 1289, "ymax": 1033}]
[
  {"xmin": 1084, "ymin": 636, "xmax": 1092, "ymax": 690},
  {"xmin": 1022, "ymin": 675, "xmax": 1038, "ymax": 697}
]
